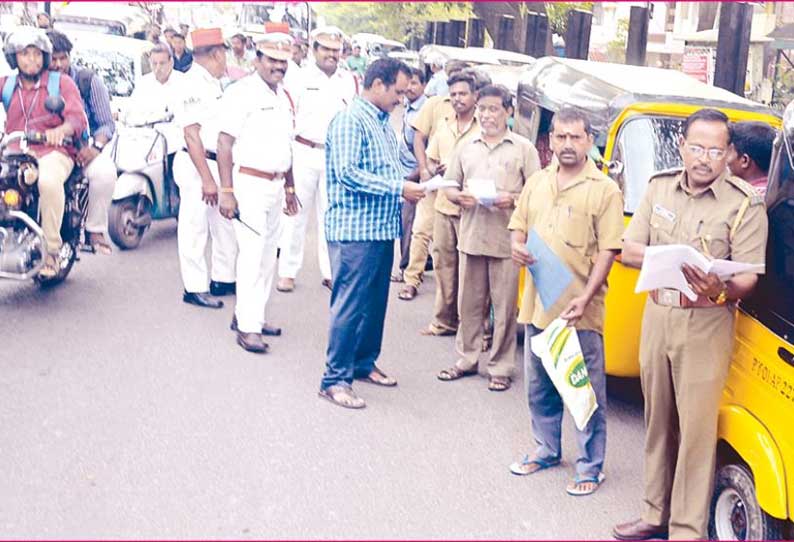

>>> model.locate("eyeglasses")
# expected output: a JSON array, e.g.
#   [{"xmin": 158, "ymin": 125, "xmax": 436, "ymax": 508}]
[{"xmin": 686, "ymin": 144, "xmax": 726, "ymax": 160}]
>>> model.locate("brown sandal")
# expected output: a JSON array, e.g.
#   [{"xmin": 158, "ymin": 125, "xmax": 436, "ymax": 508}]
[
  {"xmin": 357, "ymin": 366, "xmax": 397, "ymax": 387},
  {"xmin": 318, "ymin": 385, "xmax": 366, "ymax": 409},
  {"xmin": 420, "ymin": 324, "xmax": 456, "ymax": 336},
  {"xmin": 398, "ymin": 285, "xmax": 417, "ymax": 300},
  {"xmin": 437, "ymin": 366, "xmax": 477, "ymax": 381},
  {"xmin": 488, "ymin": 376, "xmax": 511, "ymax": 392}
]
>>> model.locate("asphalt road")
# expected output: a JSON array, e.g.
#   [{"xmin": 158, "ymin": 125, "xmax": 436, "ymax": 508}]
[{"xmin": 1, "ymin": 219, "xmax": 647, "ymax": 539}]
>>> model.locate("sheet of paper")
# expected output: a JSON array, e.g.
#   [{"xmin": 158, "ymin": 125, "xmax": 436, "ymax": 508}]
[
  {"xmin": 526, "ymin": 228, "xmax": 574, "ymax": 310},
  {"xmin": 422, "ymin": 175, "xmax": 459, "ymax": 193},
  {"xmin": 467, "ymin": 177, "xmax": 497, "ymax": 207},
  {"xmin": 635, "ymin": 244, "xmax": 765, "ymax": 301}
]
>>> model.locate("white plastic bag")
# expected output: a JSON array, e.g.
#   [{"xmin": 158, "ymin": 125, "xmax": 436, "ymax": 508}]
[{"xmin": 530, "ymin": 318, "xmax": 598, "ymax": 431}]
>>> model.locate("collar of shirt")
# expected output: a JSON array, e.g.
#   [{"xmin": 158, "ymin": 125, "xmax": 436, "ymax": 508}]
[
  {"xmin": 353, "ymin": 95, "xmax": 389, "ymax": 124},
  {"xmin": 472, "ymin": 128, "xmax": 518, "ymax": 149},
  {"xmin": 543, "ymin": 157, "xmax": 606, "ymax": 195},
  {"xmin": 304, "ymin": 61, "xmax": 344, "ymax": 81},
  {"xmin": 190, "ymin": 61, "xmax": 219, "ymax": 88},
  {"xmin": 677, "ymin": 169, "xmax": 729, "ymax": 200},
  {"xmin": 406, "ymin": 94, "xmax": 427, "ymax": 113}
]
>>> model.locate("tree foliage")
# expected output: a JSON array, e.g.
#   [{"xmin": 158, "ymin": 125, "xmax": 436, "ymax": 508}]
[
  {"xmin": 545, "ymin": 2, "xmax": 593, "ymax": 35},
  {"xmin": 313, "ymin": 2, "xmax": 472, "ymax": 42}
]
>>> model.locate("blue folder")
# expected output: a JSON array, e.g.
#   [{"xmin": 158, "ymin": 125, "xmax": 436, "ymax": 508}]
[{"xmin": 525, "ymin": 228, "xmax": 574, "ymax": 310}]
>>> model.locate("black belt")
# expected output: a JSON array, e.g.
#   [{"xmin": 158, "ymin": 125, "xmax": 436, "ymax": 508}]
[{"xmin": 182, "ymin": 148, "xmax": 217, "ymax": 161}]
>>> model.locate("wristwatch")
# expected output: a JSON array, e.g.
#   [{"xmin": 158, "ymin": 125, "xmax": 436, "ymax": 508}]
[
  {"xmin": 285, "ymin": 186, "xmax": 296, "ymax": 194},
  {"xmin": 90, "ymin": 137, "xmax": 106, "ymax": 152},
  {"xmin": 710, "ymin": 285, "xmax": 729, "ymax": 305}
]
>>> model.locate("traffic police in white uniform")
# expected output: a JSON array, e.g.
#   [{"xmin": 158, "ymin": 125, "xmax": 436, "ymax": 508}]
[
  {"xmin": 276, "ymin": 26, "xmax": 358, "ymax": 293},
  {"xmin": 173, "ymin": 28, "xmax": 238, "ymax": 308},
  {"xmin": 217, "ymin": 33, "xmax": 300, "ymax": 353}
]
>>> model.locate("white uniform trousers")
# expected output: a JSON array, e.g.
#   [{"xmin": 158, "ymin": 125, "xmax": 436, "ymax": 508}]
[
  {"xmin": 277, "ymin": 142, "xmax": 331, "ymax": 281},
  {"xmin": 234, "ymin": 169, "xmax": 285, "ymax": 334},
  {"xmin": 173, "ymin": 150, "xmax": 238, "ymax": 293},
  {"xmin": 84, "ymin": 152, "xmax": 118, "ymax": 234}
]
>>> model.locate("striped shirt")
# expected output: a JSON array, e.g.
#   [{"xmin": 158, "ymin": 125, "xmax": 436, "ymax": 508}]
[
  {"xmin": 69, "ymin": 66, "xmax": 115, "ymax": 141},
  {"xmin": 325, "ymin": 96, "xmax": 404, "ymax": 242}
]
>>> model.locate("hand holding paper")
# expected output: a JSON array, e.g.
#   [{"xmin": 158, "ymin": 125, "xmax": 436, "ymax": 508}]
[
  {"xmin": 635, "ymin": 244, "xmax": 765, "ymax": 301},
  {"xmin": 467, "ymin": 178, "xmax": 498, "ymax": 207},
  {"xmin": 422, "ymin": 175, "xmax": 459, "ymax": 193}
]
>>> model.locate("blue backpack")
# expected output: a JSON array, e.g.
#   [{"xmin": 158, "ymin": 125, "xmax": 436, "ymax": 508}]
[{"xmin": 2, "ymin": 70, "xmax": 61, "ymax": 112}]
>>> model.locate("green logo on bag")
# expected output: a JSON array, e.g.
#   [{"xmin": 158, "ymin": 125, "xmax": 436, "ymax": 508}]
[{"xmin": 566, "ymin": 356, "xmax": 589, "ymax": 388}]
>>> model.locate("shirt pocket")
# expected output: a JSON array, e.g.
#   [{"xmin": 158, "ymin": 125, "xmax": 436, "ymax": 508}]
[
  {"xmin": 690, "ymin": 221, "xmax": 731, "ymax": 260},
  {"xmin": 650, "ymin": 215, "xmax": 676, "ymax": 245},
  {"xmin": 556, "ymin": 207, "xmax": 591, "ymax": 249}
]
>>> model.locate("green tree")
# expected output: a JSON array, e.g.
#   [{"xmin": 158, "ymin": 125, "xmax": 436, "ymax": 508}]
[
  {"xmin": 545, "ymin": 2, "xmax": 593, "ymax": 35},
  {"xmin": 606, "ymin": 18, "xmax": 629, "ymax": 63},
  {"xmin": 314, "ymin": 2, "xmax": 472, "ymax": 43}
]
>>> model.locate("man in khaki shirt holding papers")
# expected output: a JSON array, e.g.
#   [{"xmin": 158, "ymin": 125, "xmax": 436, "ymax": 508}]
[
  {"xmin": 437, "ymin": 85, "xmax": 540, "ymax": 391},
  {"xmin": 614, "ymin": 109, "xmax": 768, "ymax": 541},
  {"xmin": 508, "ymin": 108, "xmax": 623, "ymax": 496}
]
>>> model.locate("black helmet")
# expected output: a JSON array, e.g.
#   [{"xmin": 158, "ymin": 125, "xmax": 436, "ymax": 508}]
[{"xmin": 3, "ymin": 27, "xmax": 53, "ymax": 71}]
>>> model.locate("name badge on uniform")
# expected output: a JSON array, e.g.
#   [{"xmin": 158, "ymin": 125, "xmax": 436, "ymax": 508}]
[
  {"xmin": 306, "ymin": 87, "xmax": 320, "ymax": 91},
  {"xmin": 652, "ymin": 204, "xmax": 676, "ymax": 223},
  {"xmin": 260, "ymin": 106, "xmax": 275, "ymax": 112}
]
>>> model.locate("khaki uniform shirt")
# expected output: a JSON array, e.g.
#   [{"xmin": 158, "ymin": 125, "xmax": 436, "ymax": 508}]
[
  {"xmin": 508, "ymin": 158, "xmax": 624, "ymax": 332},
  {"xmin": 411, "ymin": 95, "xmax": 454, "ymax": 140},
  {"xmin": 447, "ymin": 130, "xmax": 540, "ymax": 259},
  {"xmin": 427, "ymin": 115, "xmax": 480, "ymax": 217},
  {"xmin": 624, "ymin": 167, "xmax": 768, "ymax": 273}
]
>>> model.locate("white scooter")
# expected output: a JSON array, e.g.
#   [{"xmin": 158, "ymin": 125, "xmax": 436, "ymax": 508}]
[{"xmin": 107, "ymin": 111, "xmax": 179, "ymax": 250}]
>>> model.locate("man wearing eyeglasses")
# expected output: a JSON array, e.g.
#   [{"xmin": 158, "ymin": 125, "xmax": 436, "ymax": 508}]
[{"xmin": 615, "ymin": 109, "xmax": 768, "ymax": 541}]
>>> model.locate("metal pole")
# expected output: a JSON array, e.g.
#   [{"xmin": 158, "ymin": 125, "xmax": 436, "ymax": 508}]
[
  {"xmin": 626, "ymin": 6, "xmax": 649, "ymax": 66},
  {"xmin": 714, "ymin": 2, "xmax": 753, "ymax": 96}
]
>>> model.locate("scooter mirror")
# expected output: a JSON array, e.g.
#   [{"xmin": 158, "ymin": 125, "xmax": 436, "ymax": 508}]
[{"xmin": 44, "ymin": 96, "xmax": 66, "ymax": 115}]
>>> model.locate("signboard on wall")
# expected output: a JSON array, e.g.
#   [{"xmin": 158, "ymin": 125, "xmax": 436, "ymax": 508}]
[{"xmin": 682, "ymin": 45, "xmax": 715, "ymax": 84}]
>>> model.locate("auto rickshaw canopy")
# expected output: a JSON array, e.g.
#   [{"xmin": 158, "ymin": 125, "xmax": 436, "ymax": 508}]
[{"xmin": 518, "ymin": 57, "xmax": 773, "ymax": 136}]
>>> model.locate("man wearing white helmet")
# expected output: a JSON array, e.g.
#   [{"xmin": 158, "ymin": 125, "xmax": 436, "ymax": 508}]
[
  {"xmin": 0, "ymin": 28, "xmax": 88, "ymax": 279},
  {"xmin": 276, "ymin": 26, "xmax": 358, "ymax": 293},
  {"xmin": 217, "ymin": 33, "xmax": 300, "ymax": 354}
]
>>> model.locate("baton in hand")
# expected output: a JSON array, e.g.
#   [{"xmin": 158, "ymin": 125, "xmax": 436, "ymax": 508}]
[{"xmin": 233, "ymin": 209, "xmax": 261, "ymax": 236}]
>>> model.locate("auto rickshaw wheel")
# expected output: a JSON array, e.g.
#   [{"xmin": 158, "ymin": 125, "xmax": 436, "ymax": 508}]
[
  {"xmin": 709, "ymin": 463, "xmax": 783, "ymax": 540},
  {"xmin": 108, "ymin": 196, "xmax": 148, "ymax": 250}
]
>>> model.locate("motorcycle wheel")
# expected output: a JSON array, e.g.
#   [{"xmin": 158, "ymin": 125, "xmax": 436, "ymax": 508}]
[
  {"xmin": 108, "ymin": 196, "xmax": 148, "ymax": 250},
  {"xmin": 35, "ymin": 242, "xmax": 76, "ymax": 288}
]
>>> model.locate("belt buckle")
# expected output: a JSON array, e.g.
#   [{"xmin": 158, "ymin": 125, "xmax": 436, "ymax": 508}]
[{"xmin": 659, "ymin": 288, "xmax": 681, "ymax": 308}]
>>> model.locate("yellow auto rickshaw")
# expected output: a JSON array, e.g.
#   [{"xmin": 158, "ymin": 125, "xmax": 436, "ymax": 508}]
[{"xmin": 516, "ymin": 56, "xmax": 793, "ymax": 540}]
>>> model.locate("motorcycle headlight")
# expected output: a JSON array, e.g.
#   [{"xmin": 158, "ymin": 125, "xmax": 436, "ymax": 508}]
[
  {"xmin": 1, "ymin": 189, "xmax": 21, "ymax": 210},
  {"xmin": 19, "ymin": 163, "xmax": 38, "ymax": 186}
]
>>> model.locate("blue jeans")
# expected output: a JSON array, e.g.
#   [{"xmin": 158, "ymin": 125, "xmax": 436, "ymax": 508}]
[
  {"xmin": 524, "ymin": 324, "xmax": 607, "ymax": 478},
  {"xmin": 321, "ymin": 241, "xmax": 393, "ymax": 390}
]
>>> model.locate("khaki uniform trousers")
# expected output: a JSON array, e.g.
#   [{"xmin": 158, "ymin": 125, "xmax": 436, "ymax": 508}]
[
  {"xmin": 37, "ymin": 151, "xmax": 74, "ymax": 252},
  {"xmin": 639, "ymin": 300, "xmax": 734, "ymax": 540},
  {"xmin": 454, "ymin": 252, "xmax": 518, "ymax": 377},
  {"xmin": 430, "ymin": 211, "xmax": 459, "ymax": 333},
  {"xmin": 402, "ymin": 191, "xmax": 436, "ymax": 288}
]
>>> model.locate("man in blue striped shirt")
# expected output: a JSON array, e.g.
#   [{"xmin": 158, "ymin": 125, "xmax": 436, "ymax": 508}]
[{"xmin": 319, "ymin": 58, "xmax": 426, "ymax": 409}]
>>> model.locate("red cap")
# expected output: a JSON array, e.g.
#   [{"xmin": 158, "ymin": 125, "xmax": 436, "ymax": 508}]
[
  {"xmin": 190, "ymin": 28, "xmax": 225, "ymax": 48},
  {"xmin": 265, "ymin": 22, "xmax": 290, "ymax": 34}
]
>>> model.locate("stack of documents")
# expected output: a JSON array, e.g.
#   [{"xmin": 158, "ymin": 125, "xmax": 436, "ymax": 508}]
[{"xmin": 635, "ymin": 244, "xmax": 765, "ymax": 301}]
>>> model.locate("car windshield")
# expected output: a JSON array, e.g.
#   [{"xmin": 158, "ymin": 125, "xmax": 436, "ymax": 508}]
[
  {"xmin": 71, "ymin": 46, "xmax": 136, "ymax": 97},
  {"xmin": 616, "ymin": 117, "xmax": 684, "ymax": 213}
]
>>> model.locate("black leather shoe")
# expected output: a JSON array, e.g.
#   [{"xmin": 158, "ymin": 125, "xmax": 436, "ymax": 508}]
[
  {"xmin": 210, "ymin": 280, "xmax": 236, "ymax": 296},
  {"xmin": 230, "ymin": 316, "xmax": 282, "ymax": 337},
  {"xmin": 183, "ymin": 291, "xmax": 224, "ymax": 309},
  {"xmin": 237, "ymin": 331, "xmax": 269, "ymax": 353}
]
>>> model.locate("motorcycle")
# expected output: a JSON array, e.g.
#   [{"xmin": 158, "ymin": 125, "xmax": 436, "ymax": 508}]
[
  {"xmin": 0, "ymin": 99, "xmax": 87, "ymax": 286},
  {"xmin": 107, "ymin": 112, "xmax": 179, "ymax": 250}
]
